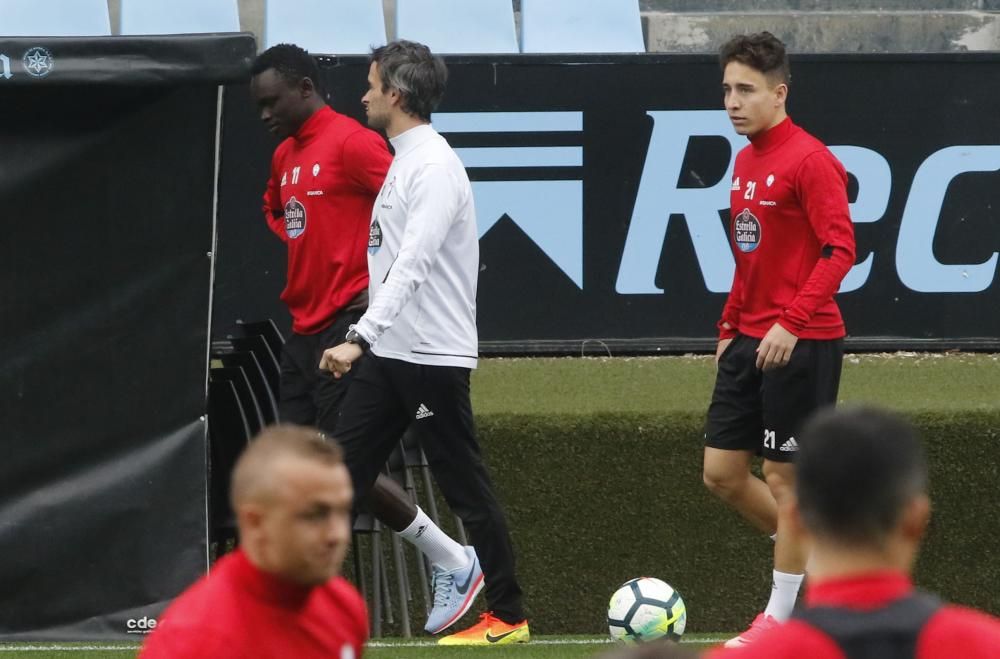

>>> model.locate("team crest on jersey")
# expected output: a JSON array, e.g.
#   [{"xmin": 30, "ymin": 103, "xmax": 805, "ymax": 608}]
[
  {"xmin": 284, "ymin": 196, "xmax": 306, "ymax": 239},
  {"xmin": 766, "ymin": 173, "xmax": 775, "ymax": 187},
  {"xmin": 368, "ymin": 219, "xmax": 383, "ymax": 254},
  {"xmin": 733, "ymin": 208, "xmax": 762, "ymax": 253}
]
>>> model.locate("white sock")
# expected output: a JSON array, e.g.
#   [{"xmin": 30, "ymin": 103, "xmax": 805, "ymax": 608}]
[
  {"xmin": 396, "ymin": 507, "xmax": 467, "ymax": 571},
  {"xmin": 763, "ymin": 570, "xmax": 804, "ymax": 622}
]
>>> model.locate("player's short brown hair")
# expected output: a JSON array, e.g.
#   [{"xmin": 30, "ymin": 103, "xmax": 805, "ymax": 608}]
[
  {"xmin": 719, "ymin": 32, "xmax": 790, "ymax": 86},
  {"xmin": 230, "ymin": 424, "xmax": 343, "ymax": 507}
]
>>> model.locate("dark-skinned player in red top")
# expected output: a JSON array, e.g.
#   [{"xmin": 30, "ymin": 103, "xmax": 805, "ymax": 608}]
[
  {"xmin": 707, "ymin": 407, "xmax": 1000, "ymax": 659},
  {"xmin": 248, "ymin": 44, "xmax": 483, "ymax": 636},
  {"xmin": 701, "ymin": 32, "xmax": 856, "ymax": 647}
]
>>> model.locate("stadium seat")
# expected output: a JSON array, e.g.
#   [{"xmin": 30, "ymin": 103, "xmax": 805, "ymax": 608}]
[
  {"xmin": 236, "ymin": 318, "xmax": 285, "ymax": 363},
  {"xmin": 229, "ymin": 335, "xmax": 280, "ymax": 401},
  {"xmin": 264, "ymin": 0, "xmax": 387, "ymax": 55},
  {"xmin": 395, "ymin": 0, "xmax": 518, "ymax": 54},
  {"xmin": 211, "ymin": 366, "xmax": 265, "ymax": 435},
  {"xmin": 207, "ymin": 377, "xmax": 251, "ymax": 557},
  {"xmin": 520, "ymin": 0, "xmax": 645, "ymax": 53},
  {"xmin": 234, "ymin": 320, "xmax": 284, "ymax": 399},
  {"xmin": 120, "ymin": 0, "xmax": 240, "ymax": 35},
  {"xmin": 215, "ymin": 350, "xmax": 278, "ymax": 426},
  {"xmin": 0, "ymin": 0, "xmax": 110, "ymax": 36},
  {"xmin": 351, "ymin": 511, "xmax": 391, "ymax": 636}
]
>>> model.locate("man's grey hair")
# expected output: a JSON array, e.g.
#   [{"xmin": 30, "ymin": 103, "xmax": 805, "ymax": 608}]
[{"xmin": 370, "ymin": 40, "xmax": 447, "ymax": 122}]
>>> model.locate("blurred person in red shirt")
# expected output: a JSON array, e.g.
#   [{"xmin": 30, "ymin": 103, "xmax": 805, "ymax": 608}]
[
  {"xmin": 141, "ymin": 425, "xmax": 365, "ymax": 658},
  {"xmin": 708, "ymin": 406, "xmax": 1000, "ymax": 659}
]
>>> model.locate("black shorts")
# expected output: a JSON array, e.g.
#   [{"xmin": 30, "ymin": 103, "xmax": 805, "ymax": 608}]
[
  {"xmin": 277, "ymin": 307, "xmax": 365, "ymax": 434},
  {"xmin": 705, "ymin": 333, "xmax": 843, "ymax": 463}
]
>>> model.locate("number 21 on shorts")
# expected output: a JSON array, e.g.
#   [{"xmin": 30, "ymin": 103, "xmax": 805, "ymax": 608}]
[{"xmin": 763, "ymin": 429, "xmax": 776, "ymax": 450}]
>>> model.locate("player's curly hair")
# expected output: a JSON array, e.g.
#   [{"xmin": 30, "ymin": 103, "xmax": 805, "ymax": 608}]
[
  {"xmin": 719, "ymin": 32, "xmax": 790, "ymax": 86},
  {"xmin": 370, "ymin": 40, "xmax": 447, "ymax": 122},
  {"xmin": 251, "ymin": 43, "xmax": 321, "ymax": 93}
]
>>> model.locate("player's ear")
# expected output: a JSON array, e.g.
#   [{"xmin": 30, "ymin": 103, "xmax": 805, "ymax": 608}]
[
  {"xmin": 237, "ymin": 503, "xmax": 265, "ymax": 535},
  {"xmin": 773, "ymin": 82, "xmax": 788, "ymax": 106},
  {"xmin": 387, "ymin": 86, "xmax": 402, "ymax": 108},
  {"xmin": 300, "ymin": 76, "xmax": 317, "ymax": 99},
  {"xmin": 900, "ymin": 493, "xmax": 931, "ymax": 543}
]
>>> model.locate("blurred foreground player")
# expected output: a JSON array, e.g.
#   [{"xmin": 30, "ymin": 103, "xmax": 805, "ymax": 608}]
[
  {"xmin": 708, "ymin": 407, "xmax": 1000, "ymax": 658},
  {"xmin": 141, "ymin": 426, "xmax": 365, "ymax": 658}
]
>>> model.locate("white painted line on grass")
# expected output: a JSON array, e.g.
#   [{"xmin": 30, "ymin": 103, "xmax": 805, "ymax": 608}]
[
  {"xmin": 0, "ymin": 636, "xmax": 729, "ymax": 652},
  {"xmin": 0, "ymin": 647, "xmax": 138, "ymax": 652},
  {"xmin": 368, "ymin": 636, "xmax": 728, "ymax": 648}
]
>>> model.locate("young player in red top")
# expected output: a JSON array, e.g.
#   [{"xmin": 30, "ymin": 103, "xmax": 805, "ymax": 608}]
[
  {"xmin": 249, "ymin": 44, "xmax": 483, "ymax": 635},
  {"xmin": 702, "ymin": 32, "xmax": 856, "ymax": 647},
  {"xmin": 140, "ymin": 426, "xmax": 366, "ymax": 659},
  {"xmin": 707, "ymin": 407, "xmax": 1000, "ymax": 658}
]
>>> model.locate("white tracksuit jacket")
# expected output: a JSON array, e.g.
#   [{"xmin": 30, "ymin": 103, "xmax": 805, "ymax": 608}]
[{"xmin": 353, "ymin": 123, "xmax": 479, "ymax": 369}]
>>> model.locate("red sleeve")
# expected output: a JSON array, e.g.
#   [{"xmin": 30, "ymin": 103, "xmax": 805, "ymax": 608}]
[
  {"xmin": 918, "ymin": 606, "xmax": 1000, "ymax": 658},
  {"xmin": 704, "ymin": 620, "xmax": 846, "ymax": 659},
  {"xmin": 350, "ymin": 584, "xmax": 370, "ymax": 648},
  {"xmin": 780, "ymin": 151, "xmax": 856, "ymax": 334},
  {"xmin": 342, "ymin": 129, "xmax": 392, "ymax": 196},
  {"xmin": 718, "ymin": 269, "xmax": 743, "ymax": 339},
  {"xmin": 262, "ymin": 148, "xmax": 287, "ymax": 243}
]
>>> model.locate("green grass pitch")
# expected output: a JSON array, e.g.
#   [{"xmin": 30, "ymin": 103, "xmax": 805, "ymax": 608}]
[{"xmin": 0, "ymin": 635, "xmax": 725, "ymax": 658}]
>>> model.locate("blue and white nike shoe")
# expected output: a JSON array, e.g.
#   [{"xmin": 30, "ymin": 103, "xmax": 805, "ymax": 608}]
[{"xmin": 424, "ymin": 546, "xmax": 485, "ymax": 634}]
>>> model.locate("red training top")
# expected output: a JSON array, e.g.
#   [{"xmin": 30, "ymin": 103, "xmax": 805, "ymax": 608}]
[
  {"xmin": 264, "ymin": 106, "xmax": 392, "ymax": 335},
  {"xmin": 140, "ymin": 549, "xmax": 368, "ymax": 659},
  {"xmin": 720, "ymin": 117, "xmax": 856, "ymax": 341},
  {"xmin": 706, "ymin": 571, "xmax": 1000, "ymax": 659}
]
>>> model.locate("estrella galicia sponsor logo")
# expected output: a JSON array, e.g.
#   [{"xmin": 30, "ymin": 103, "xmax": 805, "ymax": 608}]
[
  {"xmin": 284, "ymin": 196, "xmax": 306, "ymax": 239},
  {"xmin": 733, "ymin": 208, "xmax": 761, "ymax": 253},
  {"xmin": 23, "ymin": 46, "xmax": 54, "ymax": 78},
  {"xmin": 126, "ymin": 616, "xmax": 158, "ymax": 634},
  {"xmin": 368, "ymin": 219, "xmax": 383, "ymax": 254}
]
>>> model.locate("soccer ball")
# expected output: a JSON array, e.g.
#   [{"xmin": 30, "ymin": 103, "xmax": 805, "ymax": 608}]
[{"xmin": 607, "ymin": 577, "xmax": 686, "ymax": 644}]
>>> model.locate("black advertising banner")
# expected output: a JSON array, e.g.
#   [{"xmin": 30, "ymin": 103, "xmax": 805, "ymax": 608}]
[
  {"xmin": 0, "ymin": 35, "xmax": 253, "ymax": 639},
  {"xmin": 0, "ymin": 34, "xmax": 253, "ymax": 86},
  {"xmin": 216, "ymin": 53, "xmax": 1000, "ymax": 353}
]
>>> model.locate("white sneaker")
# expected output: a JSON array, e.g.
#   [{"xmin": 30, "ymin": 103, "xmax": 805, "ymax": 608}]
[{"xmin": 424, "ymin": 546, "xmax": 485, "ymax": 634}]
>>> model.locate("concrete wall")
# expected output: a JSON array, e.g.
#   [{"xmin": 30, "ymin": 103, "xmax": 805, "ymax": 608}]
[{"xmin": 106, "ymin": 0, "xmax": 1000, "ymax": 52}]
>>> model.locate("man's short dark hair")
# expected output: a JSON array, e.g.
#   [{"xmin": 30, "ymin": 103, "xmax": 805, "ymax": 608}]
[
  {"xmin": 719, "ymin": 31, "xmax": 790, "ymax": 86},
  {"xmin": 251, "ymin": 43, "xmax": 321, "ymax": 92},
  {"xmin": 370, "ymin": 40, "xmax": 447, "ymax": 122},
  {"xmin": 796, "ymin": 406, "xmax": 928, "ymax": 548}
]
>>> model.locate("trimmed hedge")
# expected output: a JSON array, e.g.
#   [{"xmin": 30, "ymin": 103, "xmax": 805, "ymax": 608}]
[
  {"xmin": 477, "ymin": 410, "xmax": 1000, "ymax": 634},
  {"xmin": 349, "ymin": 355, "xmax": 1000, "ymax": 635}
]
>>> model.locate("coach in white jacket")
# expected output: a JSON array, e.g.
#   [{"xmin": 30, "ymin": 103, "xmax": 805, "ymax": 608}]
[{"xmin": 320, "ymin": 41, "xmax": 529, "ymax": 646}]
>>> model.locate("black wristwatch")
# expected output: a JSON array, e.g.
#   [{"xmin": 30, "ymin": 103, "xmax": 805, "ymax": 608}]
[{"xmin": 345, "ymin": 328, "xmax": 370, "ymax": 352}]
